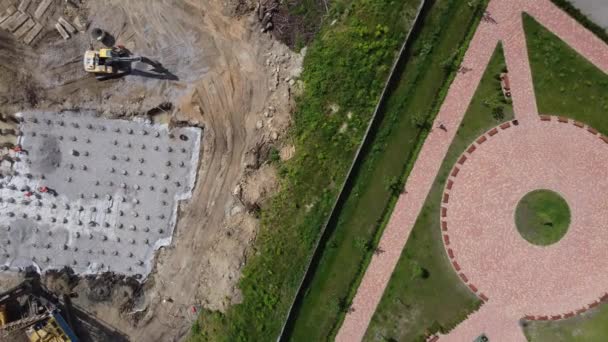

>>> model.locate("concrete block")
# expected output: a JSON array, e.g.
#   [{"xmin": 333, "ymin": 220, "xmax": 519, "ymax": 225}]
[
  {"xmin": 1, "ymin": 11, "xmax": 28, "ymax": 32},
  {"xmin": 17, "ymin": 0, "xmax": 30, "ymax": 12},
  {"xmin": 55, "ymin": 22, "xmax": 69, "ymax": 39},
  {"xmin": 23, "ymin": 22, "xmax": 42, "ymax": 45},
  {"xmin": 0, "ymin": 5, "xmax": 17, "ymax": 24},
  {"xmin": 58, "ymin": 16, "xmax": 75, "ymax": 33},
  {"xmin": 72, "ymin": 16, "xmax": 86, "ymax": 31},
  {"xmin": 34, "ymin": 0, "xmax": 52, "ymax": 19},
  {"xmin": 13, "ymin": 17, "xmax": 34, "ymax": 39}
]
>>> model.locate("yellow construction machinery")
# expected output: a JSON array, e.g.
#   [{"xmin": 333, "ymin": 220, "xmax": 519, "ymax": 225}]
[
  {"xmin": 83, "ymin": 47, "xmax": 142, "ymax": 78},
  {"xmin": 25, "ymin": 310, "xmax": 77, "ymax": 342},
  {"xmin": 0, "ymin": 280, "xmax": 79, "ymax": 342}
]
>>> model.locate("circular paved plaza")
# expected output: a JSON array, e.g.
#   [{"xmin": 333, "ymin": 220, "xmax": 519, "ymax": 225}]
[{"xmin": 442, "ymin": 116, "xmax": 608, "ymax": 319}]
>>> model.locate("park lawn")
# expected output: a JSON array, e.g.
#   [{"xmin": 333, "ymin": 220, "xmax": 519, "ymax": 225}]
[
  {"xmin": 524, "ymin": 14, "xmax": 608, "ymax": 135},
  {"xmin": 190, "ymin": 0, "xmax": 431, "ymax": 340},
  {"xmin": 522, "ymin": 10, "xmax": 608, "ymax": 342},
  {"xmin": 364, "ymin": 43, "xmax": 514, "ymax": 342},
  {"xmin": 524, "ymin": 307, "xmax": 608, "ymax": 342},
  {"xmin": 514, "ymin": 190, "xmax": 570, "ymax": 246},
  {"xmin": 285, "ymin": 0, "xmax": 490, "ymax": 341}
]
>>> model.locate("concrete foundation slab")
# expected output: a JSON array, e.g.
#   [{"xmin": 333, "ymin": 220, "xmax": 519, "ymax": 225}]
[{"xmin": 0, "ymin": 111, "xmax": 202, "ymax": 279}]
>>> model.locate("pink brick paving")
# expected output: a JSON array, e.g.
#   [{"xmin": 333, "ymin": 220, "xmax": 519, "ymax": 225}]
[
  {"xmin": 336, "ymin": 0, "xmax": 608, "ymax": 341},
  {"xmin": 438, "ymin": 117, "xmax": 608, "ymax": 341}
]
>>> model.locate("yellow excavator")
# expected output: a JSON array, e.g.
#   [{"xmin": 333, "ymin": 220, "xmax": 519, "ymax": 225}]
[
  {"xmin": 83, "ymin": 47, "xmax": 142, "ymax": 79},
  {"xmin": 0, "ymin": 280, "xmax": 79, "ymax": 342}
]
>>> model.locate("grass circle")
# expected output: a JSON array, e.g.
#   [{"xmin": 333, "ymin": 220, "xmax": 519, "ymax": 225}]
[{"xmin": 515, "ymin": 189, "xmax": 570, "ymax": 246}]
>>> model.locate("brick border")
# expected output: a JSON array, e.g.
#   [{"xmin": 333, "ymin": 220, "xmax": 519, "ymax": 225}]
[
  {"xmin": 443, "ymin": 116, "xmax": 608, "ymax": 321},
  {"xmin": 539, "ymin": 115, "xmax": 608, "ymax": 146},
  {"xmin": 439, "ymin": 119, "xmax": 519, "ymax": 304},
  {"xmin": 521, "ymin": 295, "xmax": 608, "ymax": 322}
]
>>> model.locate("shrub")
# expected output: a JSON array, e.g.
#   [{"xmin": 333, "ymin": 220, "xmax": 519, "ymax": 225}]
[
  {"xmin": 268, "ymin": 147, "xmax": 281, "ymax": 163},
  {"xmin": 385, "ymin": 176, "xmax": 404, "ymax": 196},
  {"xmin": 410, "ymin": 111, "xmax": 429, "ymax": 129},
  {"xmin": 492, "ymin": 106, "xmax": 505, "ymax": 121}
]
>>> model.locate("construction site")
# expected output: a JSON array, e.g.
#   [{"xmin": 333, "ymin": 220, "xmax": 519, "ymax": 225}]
[{"xmin": 0, "ymin": 0, "xmax": 303, "ymax": 340}]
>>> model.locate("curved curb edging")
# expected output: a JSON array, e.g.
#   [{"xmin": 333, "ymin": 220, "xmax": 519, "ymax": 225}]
[
  {"xmin": 439, "ymin": 118, "xmax": 519, "ymax": 305},
  {"xmin": 440, "ymin": 115, "xmax": 608, "ymax": 322}
]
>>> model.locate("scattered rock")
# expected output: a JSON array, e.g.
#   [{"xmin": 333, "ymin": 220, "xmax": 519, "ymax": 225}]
[{"xmin": 280, "ymin": 145, "xmax": 295, "ymax": 161}]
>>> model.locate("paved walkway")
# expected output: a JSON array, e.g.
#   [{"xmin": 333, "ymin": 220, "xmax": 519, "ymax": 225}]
[
  {"xmin": 441, "ymin": 117, "xmax": 608, "ymax": 341},
  {"xmin": 336, "ymin": 0, "xmax": 608, "ymax": 341}
]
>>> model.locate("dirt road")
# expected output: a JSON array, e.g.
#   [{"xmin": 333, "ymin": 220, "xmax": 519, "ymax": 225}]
[{"xmin": 0, "ymin": 0, "xmax": 302, "ymax": 340}]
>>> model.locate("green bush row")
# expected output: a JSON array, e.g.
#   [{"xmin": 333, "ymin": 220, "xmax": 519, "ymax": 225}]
[{"xmin": 192, "ymin": 0, "xmax": 423, "ymax": 340}]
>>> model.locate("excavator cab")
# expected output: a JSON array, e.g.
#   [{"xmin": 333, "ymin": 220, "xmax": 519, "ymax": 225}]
[
  {"xmin": 83, "ymin": 47, "xmax": 141, "ymax": 79},
  {"xmin": 83, "ymin": 48, "xmax": 115, "ymax": 74}
]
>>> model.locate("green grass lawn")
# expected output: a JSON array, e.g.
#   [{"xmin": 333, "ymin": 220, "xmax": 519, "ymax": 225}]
[
  {"xmin": 522, "ymin": 11, "xmax": 608, "ymax": 342},
  {"xmin": 284, "ymin": 0, "xmax": 489, "ymax": 341},
  {"xmin": 524, "ymin": 14, "xmax": 608, "ymax": 135},
  {"xmin": 190, "ymin": 0, "xmax": 429, "ymax": 340},
  {"xmin": 364, "ymin": 43, "xmax": 513, "ymax": 342},
  {"xmin": 515, "ymin": 190, "xmax": 570, "ymax": 246},
  {"xmin": 525, "ymin": 308, "xmax": 608, "ymax": 342}
]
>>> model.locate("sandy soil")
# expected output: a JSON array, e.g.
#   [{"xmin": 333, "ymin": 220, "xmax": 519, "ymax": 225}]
[{"xmin": 0, "ymin": 0, "xmax": 303, "ymax": 340}]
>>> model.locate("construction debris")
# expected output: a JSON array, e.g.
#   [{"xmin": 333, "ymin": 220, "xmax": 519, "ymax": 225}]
[
  {"xmin": 2, "ymin": 11, "xmax": 28, "ymax": 32},
  {"xmin": 257, "ymin": 0, "xmax": 278, "ymax": 32},
  {"xmin": 13, "ymin": 18, "xmax": 34, "ymax": 39},
  {"xmin": 34, "ymin": 0, "xmax": 53, "ymax": 20},
  {"xmin": 22, "ymin": 23, "xmax": 42, "ymax": 45},
  {"xmin": 58, "ymin": 17, "xmax": 76, "ymax": 34},
  {"xmin": 72, "ymin": 16, "xmax": 86, "ymax": 32},
  {"xmin": 54, "ymin": 22, "xmax": 70, "ymax": 39},
  {"xmin": 0, "ymin": 5, "xmax": 16, "ymax": 24},
  {"xmin": 0, "ymin": 0, "xmax": 49, "ymax": 46},
  {"xmin": 17, "ymin": 0, "xmax": 31, "ymax": 13}
]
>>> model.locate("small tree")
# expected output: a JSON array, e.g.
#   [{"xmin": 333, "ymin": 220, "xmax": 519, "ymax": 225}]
[
  {"xmin": 441, "ymin": 50, "xmax": 459, "ymax": 74},
  {"xmin": 410, "ymin": 112, "xmax": 429, "ymax": 129},
  {"xmin": 483, "ymin": 95, "xmax": 502, "ymax": 108},
  {"xmin": 385, "ymin": 176, "xmax": 403, "ymax": 196},
  {"xmin": 492, "ymin": 106, "xmax": 505, "ymax": 121}
]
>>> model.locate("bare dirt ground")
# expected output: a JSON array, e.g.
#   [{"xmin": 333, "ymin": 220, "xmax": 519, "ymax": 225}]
[{"xmin": 0, "ymin": 0, "xmax": 303, "ymax": 340}]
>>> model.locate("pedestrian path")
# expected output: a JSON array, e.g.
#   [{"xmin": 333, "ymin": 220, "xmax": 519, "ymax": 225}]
[{"xmin": 336, "ymin": 1, "xmax": 608, "ymax": 341}]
